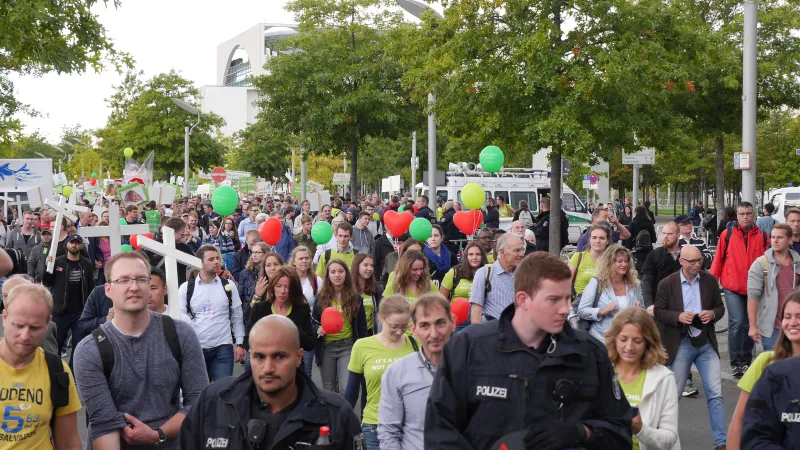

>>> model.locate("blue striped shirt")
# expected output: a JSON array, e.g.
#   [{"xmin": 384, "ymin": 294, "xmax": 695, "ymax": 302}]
[{"xmin": 469, "ymin": 260, "xmax": 516, "ymax": 321}]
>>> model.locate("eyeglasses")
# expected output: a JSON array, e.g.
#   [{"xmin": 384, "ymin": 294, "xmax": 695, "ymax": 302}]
[
  {"xmin": 680, "ymin": 258, "xmax": 703, "ymax": 265},
  {"xmin": 110, "ymin": 277, "xmax": 151, "ymax": 286},
  {"xmin": 385, "ymin": 323, "xmax": 409, "ymax": 332}
]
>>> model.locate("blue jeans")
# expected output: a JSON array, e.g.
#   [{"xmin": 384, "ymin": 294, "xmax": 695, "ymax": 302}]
[
  {"xmin": 203, "ymin": 344, "xmax": 234, "ymax": 382},
  {"xmin": 303, "ymin": 350, "xmax": 314, "ymax": 377},
  {"xmin": 669, "ymin": 337, "xmax": 726, "ymax": 446},
  {"xmin": 724, "ymin": 289, "xmax": 754, "ymax": 366},
  {"xmin": 762, "ymin": 327, "xmax": 781, "ymax": 351},
  {"xmin": 361, "ymin": 423, "xmax": 379, "ymax": 450}
]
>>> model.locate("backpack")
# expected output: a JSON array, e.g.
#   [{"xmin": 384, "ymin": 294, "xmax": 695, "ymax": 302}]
[
  {"xmin": 568, "ymin": 277, "xmax": 602, "ymax": 331},
  {"xmin": 722, "ymin": 223, "xmax": 768, "ymax": 264},
  {"xmin": 92, "ymin": 315, "xmax": 182, "ymax": 380},
  {"xmin": 44, "ymin": 350, "xmax": 70, "ymax": 431},
  {"xmin": 518, "ymin": 209, "xmax": 534, "ymax": 228},
  {"xmin": 186, "ymin": 277, "xmax": 235, "ymax": 344},
  {"xmin": 758, "ymin": 256, "xmax": 770, "ymax": 292}
]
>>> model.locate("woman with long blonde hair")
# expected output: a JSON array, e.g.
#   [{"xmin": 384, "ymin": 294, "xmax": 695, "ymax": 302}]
[
  {"xmin": 311, "ymin": 259, "xmax": 368, "ymax": 393},
  {"xmin": 605, "ymin": 308, "xmax": 680, "ymax": 450},
  {"xmin": 237, "ymin": 242, "xmax": 269, "ymax": 323},
  {"xmin": 383, "ymin": 250, "xmax": 436, "ymax": 301},
  {"xmin": 577, "ymin": 245, "xmax": 643, "ymax": 341}
]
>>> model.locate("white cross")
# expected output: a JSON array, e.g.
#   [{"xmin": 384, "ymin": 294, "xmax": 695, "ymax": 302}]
[
  {"xmin": 45, "ymin": 196, "xmax": 90, "ymax": 274},
  {"xmin": 137, "ymin": 227, "xmax": 202, "ymax": 319},
  {"xmin": 78, "ymin": 207, "xmax": 150, "ymax": 255}
]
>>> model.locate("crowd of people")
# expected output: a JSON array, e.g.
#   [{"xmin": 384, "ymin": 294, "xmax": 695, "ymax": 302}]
[{"xmin": 1, "ymin": 188, "xmax": 800, "ymax": 449}]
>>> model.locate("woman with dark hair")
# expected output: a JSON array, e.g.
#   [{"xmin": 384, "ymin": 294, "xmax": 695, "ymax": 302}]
[
  {"xmin": 626, "ymin": 206, "xmax": 658, "ymax": 250},
  {"xmin": 619, "ymin": 205, "xmax": 633, "ymax": 226},
  {"xmin": 246, "ymin": 266, "xmax": 314, "ymax": 353},
  {"xmin": 727, "ymin": 291, "xmax": 800, "ymax": 449},
  {"xmin": 440, "ymin": 241, "xmax": 487, "ymax": 331},
  {"xmin": 352, "ymin": 253, "xmax": 384, "ymax": 335},
  {"xmin": 424, "ymin": 224, "xmax": 458, "ymax": 287},
  {"xmin": 380, "ymin": 238, "xmax": 423, "ymax": 286},
  {"xmin": 718, "ymin": 206, "xmax": 737, "ymax": 239},
  {"xmin": 383, "ymin": 250, "xmax": 437, "ymax": 301},
  {"xmin": 312, "ymin": 259, "xmax": 368, "ymax": 393}
]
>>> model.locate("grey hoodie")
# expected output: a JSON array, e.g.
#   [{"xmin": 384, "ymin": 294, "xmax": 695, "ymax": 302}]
[
  {"xmin": 352, "ymin": 225, "xmax": 374, "ymax": 255},
  {"xmin": 747, "ymin": 247, "xmax": 800, "ymax": 338},
  {"xmin": 7, "ymin": 226, "xmax": 41, "ymax": 257}
]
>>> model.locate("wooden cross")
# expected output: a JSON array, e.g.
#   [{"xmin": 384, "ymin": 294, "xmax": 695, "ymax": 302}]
[
  {"xmin": 137, "ymin": 227, "xmax": 202, "ymax": 319},
  {"xmin": 78, "ymin": 206, "xmax": 149, "ymax": 255},
  {"xmin": 44, "ymin": 196, "xmax": 90, "ymax": 274}
]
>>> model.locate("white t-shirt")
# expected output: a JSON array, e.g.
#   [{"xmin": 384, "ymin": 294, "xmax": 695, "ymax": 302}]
[
  {"xmin": 615, "ymin": 294, "xmax": 631, "ymax": 310},
  {"xmin": 179, "ymin": 277, "xmax": 245, "ymax": 349},
  {"xmin": 301, "ymin": 276, "xmax": 324, "ymax": 308}
]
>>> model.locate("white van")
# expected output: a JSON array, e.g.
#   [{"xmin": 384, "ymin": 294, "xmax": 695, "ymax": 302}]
[
  {"xmin": 769, "ymin": 187, "xmax": 800, "ymax": 223},
  {"xmin": 419, "ymin": 164, "xmax": 591, "ymax": 242}
]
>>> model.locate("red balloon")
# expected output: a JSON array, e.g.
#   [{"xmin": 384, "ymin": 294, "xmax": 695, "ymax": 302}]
[
  {"xmin": 451, "ymin": 298, "xmax": 470, "ymax": 325},
  {"xmin": 130, "ymin": 235, "xmax": 140, "ymax": 250},
  {"xmin": 321, "ymin": 307, "xmax": 344, "ymax": 335},
  {"xmin": 453, "ymin": 210, "xmax": 484, "ymax": 235},
  {"xmin": 384, "ymin": 210, "xmax": 414, "ymax": 237},
  {"xmin": 90, "ymin": 177, "xmax": 97, "ymax": 186},
  {"xmin": 413, "ymin": 205, "xmax": 419, "ymax": 214},
  {"xmin": 259, "ymin": 217, "xmax": 283, "ymax": 245}
]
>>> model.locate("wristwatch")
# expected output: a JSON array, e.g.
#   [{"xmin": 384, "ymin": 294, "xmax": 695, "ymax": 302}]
[
  {"xmin": 236, "ymin": 344, "xmax": 244, "ymax": 349},
  {"xmin": 153, "ymin": 427, "xmax": 166, "ymax": 447}
]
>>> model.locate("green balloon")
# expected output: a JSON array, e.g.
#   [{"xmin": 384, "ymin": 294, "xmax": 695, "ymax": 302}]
[
  {"xmin": 311, "ymin": 221, "xmax": 333, "ymax": 244},
  {"xmin": 120, "ymin": 244, "xmax": 134, "ymax": 253},
  {"xmin": 91, "ymin": 172, "xmax": 98, "ymax": 178},
  {"xmin": 398, "ymin": 205, "xmax": 405, "ymax": 213},
  {"xmin": 124, "ymin": 147, "xmax": 134, "ymax": 158},
  {"xmin": 409, "ymin": 218, "xmax": 433, "ymax": 242},
  {"xmin": 461, "ymin": 182, "xmax": 485, "ymax": 210},
  {"xmin": 211, "ymin": 185, "xmax": 239, "ymax": 216},
  {"xmin": 480, "ymin": 145, "xmax": 504, "ymax": 173},
  {"xmin": 119, "ymin": 218, "xmax": 127, "ymax": 226}
]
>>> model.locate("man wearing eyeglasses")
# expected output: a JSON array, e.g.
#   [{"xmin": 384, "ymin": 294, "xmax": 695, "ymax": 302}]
[
  {"xmin": 709, "ymin": 201, "xmax": 769, "ymax": 379},
  {"xmin": 654, "ymin": 245, "xmax": 727, "ymax": 450},
  {"xmin": 476, "ymin": 228, "xmax": 495, "ymax": 263},
  {"xmin": 43, "ymin": 234, "xmax": 94, "ymax": 363},
  {"xmin": 74, "ymin": 251, "xmax": 208, "ymax": 450}
]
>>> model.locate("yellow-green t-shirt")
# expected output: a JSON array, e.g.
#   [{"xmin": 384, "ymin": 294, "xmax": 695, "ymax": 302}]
[
  {"xmin": 738, "ymin": 351, "xmax": 773, "ymax": 393},
  {"xmin": 569, "ymin": 251, "xmax": 598, "ymax": 295},
  {"xmin": 618, "ymin": 369, "xmax": 647, "ymax": 450},
  {"xmin": 0, "ymin": 346, "xmax": 82, "ymax": 450},
  {"xmin": 499, "ymin": 204, "xmax": 514, "ymax": 218},
  {"xmin": 316, "ymin": 248, "xmax": 357, "ymax": 277},
  {"xmin": 347, "ymin": 336, "xmax": 415, "ymax": 425},
  {"xmin": 441, "ymin": 268, "xmax": 474, "ymax": 300},
  {"xmin": 382, "ymin": 272, "xmax": 437, "ymax": 301},
  {"xmin": 361, "ymin": 292, "xmax": 375, "ymax": 331},
  {"xmin": 325, "ymin": 300, "xmax": 353, "ymax": 344}
]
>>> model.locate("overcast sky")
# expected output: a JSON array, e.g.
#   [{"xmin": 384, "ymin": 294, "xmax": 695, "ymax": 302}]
[{"xmin": 11, "ymin": 0, "xmax": 297, "ymax": 142}]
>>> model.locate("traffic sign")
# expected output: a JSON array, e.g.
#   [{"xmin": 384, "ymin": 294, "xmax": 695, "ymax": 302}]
[
  {"xmin": 211, "ymin": 167, "xmax": 227, "ymax": 182},
  {"xmin": 622, "ymin": 148, "xmax": 655, "ymax": 165},
  {"xmin": 734, "ymin": 152, "xmax": 751, "ymax": 170},
  {"xmin": 582, "ymin": 180, "xmax": 590, "ymax": 189},
  {"xmin": 588, "ymin": 173, "xmax": 598, "ymax": 184}
]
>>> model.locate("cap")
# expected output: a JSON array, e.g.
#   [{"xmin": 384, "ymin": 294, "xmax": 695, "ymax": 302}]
[
  {"xmin": 41, "ymin": 228, "xmax": 52, "ymax": 235},
  {"xmin": 66, "ymin": 234, "xmax": 83, "ymax": 243},
  {"xmin": 674, "ymin": 214, "xmax": 691, "ymax": 224}
]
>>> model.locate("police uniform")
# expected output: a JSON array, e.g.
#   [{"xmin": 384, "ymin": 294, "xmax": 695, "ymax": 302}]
[
  {"xmin": 180, "ymin": 370, "xmax": 364, "ymax": 450},
  {"xmin": 424, "ymin": 303, "xmax": 632, "ymax": 450},
  {"xmin": 741, "ymin": 356, "xmax": 800, "ymax": 449}
]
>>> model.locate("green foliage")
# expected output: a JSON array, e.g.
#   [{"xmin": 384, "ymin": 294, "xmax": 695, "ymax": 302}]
[
  {"xmin": 227, "ymin": 121, "xmax": 291, "ymax": 179},
  {"xmin": 0, "ymin": 0, "xmax": 133, "ymax": 144},
  {"xmin": 96, "ymin": 70, "xmax": 226, "ymax": 181}
]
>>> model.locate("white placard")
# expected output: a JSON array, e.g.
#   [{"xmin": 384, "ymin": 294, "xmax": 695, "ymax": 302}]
[
  {"xmin": 149, "ymin": 184, "xmax": 177, "ymax": 206},
  {"xmin": 622, "ymin": 148, "xmax": 656, "ymax": 165}
]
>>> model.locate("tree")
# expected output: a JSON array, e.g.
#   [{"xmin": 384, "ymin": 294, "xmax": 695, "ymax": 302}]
[
  {"xmin": 395, "ymin": 0, "xmax": 692, "ymax": 253},
  {"xmin": 253, "ymin": 0, "xmax": 421, "ymax": 199},
  {"xmin": 0, "ymin": 0, "xmax": 133, "ymax": 144},
  {"xmin": 227, "ymin": 120, "xmax": 292, "ymax": 179},
  {"xmin": 96, "ymin": 70, "xmax": 226, "ymax": 181}
]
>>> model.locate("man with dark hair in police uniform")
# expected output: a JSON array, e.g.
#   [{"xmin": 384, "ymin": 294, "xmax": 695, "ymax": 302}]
[
  {"xmin": 425, "ymin": 252, "xmax": 632, "ymax": 450},
  {"xmin": 180, "ymin": 315, "xmax": 364, "ymax": 450}
]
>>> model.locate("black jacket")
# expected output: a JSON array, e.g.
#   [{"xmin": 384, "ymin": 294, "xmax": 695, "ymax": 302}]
[
  {"xmin": 245, "ymin": 301, "xmax": 315, "ymax": 351},
  {"xmin": 230, "ymin": 246, "xmax": 251, "ymax": 282},
  {"xmin": 742, "ymin": 356, "xmax": 800, "ymax": 449},
  {"xmin": 42, "ymin": 255, "xmax": 95, "ymax": 314},
  {"xmin": 372, "ymin": 234, "xmax": 395, "ymax": 283},
  {"xmin": 179, "ymin": 370, "xmax": 363, "ymax": 450},
  {"xmin": 625, "ymin": 216, "xmax": 657, "ymax": 250},
  {"xmin": 416, "ymin": 206, "xmax": 437, "ymax": 224},
  {"xmin": 532, "ymin": 210, "xmax": 569, "ymax": 251},
  {"xmin": 440, "ymin": 208, "xmax": 465, "ymax": 243},
  {"xmin": 483, "ymin": 206, "xmax": 500, "ymax": 229},
  {"xmin": 425, "ymin": 303, "xmax": 632, "ymax": 450},
  {"xmin": 640, "ymin": 247, "xmax": 682, "ymax": 308}
]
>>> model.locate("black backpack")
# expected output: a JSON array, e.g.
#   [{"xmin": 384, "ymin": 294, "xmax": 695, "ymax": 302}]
[
  {"xmin": 185, "ymin": 277, "xmax": 235, "ymax": 344},
  {"xmin": 44, "ymin": 350, "xmax": 70, "ymax": 431},
  {"xmin": 92, "ymin": 314, "xmax": 182, "ymax": 380},
  {"xmin": 452, "ymin": 264, "xmax": 493, "ymax": 301}
]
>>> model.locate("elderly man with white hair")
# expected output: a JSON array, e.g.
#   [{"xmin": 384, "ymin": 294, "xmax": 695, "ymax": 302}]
[{"xmin": 469, "ymin": 233, "xmax": 524, "ymax": 323}]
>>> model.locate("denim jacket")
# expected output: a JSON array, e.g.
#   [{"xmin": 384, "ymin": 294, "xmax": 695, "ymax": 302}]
[{"xmin": 577, "ymin": 277, "xmax": 644, "ymax": 342}]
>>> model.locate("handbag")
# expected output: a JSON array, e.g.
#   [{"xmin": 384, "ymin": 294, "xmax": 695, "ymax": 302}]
[{"xmin": 568, "ymin": 277, "xmax": 602, "ymax": 331}]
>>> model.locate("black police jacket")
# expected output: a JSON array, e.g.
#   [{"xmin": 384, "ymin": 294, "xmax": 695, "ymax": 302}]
[
  {"xmin": 742, "ymin": 355, "xmax": 800, "ymax": 449},
  {"xmin": 424, "ymin": 303, "xmax": 632, "ymax": 450},
  {"xmin": 180, "ymin": 369, "xmax": 364, "ymax": 450}
]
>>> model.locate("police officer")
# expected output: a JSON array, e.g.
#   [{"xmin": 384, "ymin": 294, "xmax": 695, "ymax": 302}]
[
  {"xmin": 180, "ymin": 315, "xmax": 364, "ymax": 450},
  {"xmin": 425, "ymin": 252, "xmax": 632, "ymax": 450},
  {"xmin": 741, "ymin": 354, "xmax": 800, "ymax": 449}
]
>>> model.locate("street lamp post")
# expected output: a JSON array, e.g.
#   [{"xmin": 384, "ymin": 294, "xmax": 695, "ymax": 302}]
[{"xmin": 171, "ymin": 98, "xmax": 201, "ymax": 198}]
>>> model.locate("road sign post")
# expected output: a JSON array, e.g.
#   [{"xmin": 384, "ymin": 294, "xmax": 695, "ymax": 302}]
[
  {"xmin": 211, "ymin": 167, "xmax": 227, "ymax": 183},
  {"xmin": 622, "ymin": 149, "xmax": 655, "ymax": 207}
]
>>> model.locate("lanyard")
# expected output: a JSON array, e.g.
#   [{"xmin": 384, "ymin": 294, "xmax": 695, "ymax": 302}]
[{"xmin": 409, "ymin": 337, "xmax": 436, "ymax": 379}]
